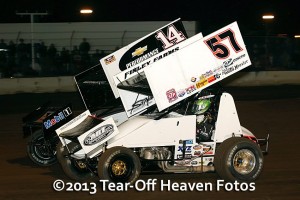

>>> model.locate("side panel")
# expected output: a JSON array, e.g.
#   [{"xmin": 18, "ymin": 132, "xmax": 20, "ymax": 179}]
[
  {"xmin": 174, "ymin": 141, "xmax": 216, "ymax": 167},
  {"xmin": 56, "ymin": 110, "xmax": 91, "ymax": 145},
  {"xmin": 56, "ymin": 110, "xmax": 90, "ymax": 136},
  {"xmin": 100, "ymin": 19, "xmax": 188, "ymax": 98},
  {"xmin": 107, "ymin": 115, "xmax": 196, "ymax": 148},
  {"xmin": 145, "ymin": 22, "xmax": 251, "ymax": 111},
  {"xmin": 114, "ymin": 32, "xmax": 204, "ymax": 118},
  {"xmin": 102, "ymin": 111, "xmax": 128, "ymax": 126},
  {"xmin": 77, "ymin": 117, "xmax": 119, "ymax": 158},
  {"xmin": 212, "ymin": 93, "xmax": 242, "ymax": 142},
  {"xmin": 42, "ymin": 104, "xmax": 73, "ymax": 139}
]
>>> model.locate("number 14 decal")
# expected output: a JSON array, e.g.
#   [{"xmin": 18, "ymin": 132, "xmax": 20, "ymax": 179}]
[
  {"xmin": 204, "ymin": 29, "xmax": 243, "ymax": 59},
  {"xmin": 156, "ymin": 25, "xmax": 186, "ymax": 49}
]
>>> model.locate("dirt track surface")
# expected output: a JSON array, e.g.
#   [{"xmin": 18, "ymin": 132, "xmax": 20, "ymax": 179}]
[{"xmin": 0, "ymin": 86, "xmax": 300, "ymax": 199}]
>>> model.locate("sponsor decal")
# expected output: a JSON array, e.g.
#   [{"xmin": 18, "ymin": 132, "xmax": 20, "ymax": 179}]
[
  {"xmin": 185, "ymin": 85, "xmax": 196, "ymax": 94},
  {"xmin": 119, "ymin": 20, "xmax": 187, "ymax": 71},
  {"xmin": 193, "ymin": 145, "xmax": 202, "ymax": 150},
  {"xmin": 207, "ymin": 75, "xmax": 216, "ymax": 83},
  {"xmin": 127, "ymin": 96, "xmax": 154, "ymax": 114},
  {"xmin": 166, "ymin": 88, "xmax": 178, "ymax": 103},
  {"xmin": 233, "ymin": 60, "xmax": 249, "ymax": 70},
  {"xmin": 223, "ymin": 58, "xmax": 233, "ymax": 68},
  {"xmin": 194, "ymin": 151, "xmax": 201, "ymax": 156},
  {"xmin": 177, "ymin": 154, "xmax": 192, "ymax": 159},
  {"xmin": 175, "ymin": 159, "xmax": 191, "ymax": 165},
  {"xmin": 84, "ymin": 124, "xmax": 114, "ymax": 146},
  {"xmin": 104, "ymin": 55, "xmax": 116, "ymax": 65},
  {"xmin": 179, "ymin": 139, "xmax": 193, "ymax": 144},
  {"xmin": 177, "ymin": 89, "xmax": 186, "ymax": 98},
  {"xmin": 222, "ymin": 67, "xmax": 234, "ymax": 75},
  {"xmin": 204, "ymin": 157, "xmax": 213, "ymax": 162},
  {"xmin": 191, "ymin": 77, "xmax": 197, "ymax": 82},
  {"xmin": 214, "ymin": 73, "xmax": 221, "ymax": 79},
  {"xmin": 224, "ymin": 53, "xmax": 246, "ymax": 68},
  {"xmin": 83, "ymin": 81, "xmax": 108, "ymax": 85},
  {"xmin": 186, "ymin": 140, "xmax": 194, "ymax": 144},
  {"xmin": 126, "ymin": 48, "xmax": 159, "ymax": 69},
  {"xmin": 132, "ymin": 46, "xmax": 148, "ymax": 58},
  {"xmin": 124, "ymin": 60, "xmax": 151, "ymax": 79},
  {"xmin": 213, "ymin": 65, "xmax": 223, "ymax": 73},
  {"xmin": 222, "ymin": 59, "xmax": 249, "ymax": 75},
  {"xmin": 191, "ymin": 161, "xmax": 198, "ymax": 165},
  {"xmin": 177, "ymin": 146, "xmax": 192, "ymax": 152},
  {"xmin": 203, "ymin": 145, "xmax": 214, "ymax": 155},
  {"xmin": 203, "ymin": 70, "xmax": 213, "ymax": 78},
  {"xmin": 195, "ymin": 78, "xmax": 208, "ymax": 89},
  {"xmin": 152, "ymin": 47, "xmax": 179, "ymax": 63},
  {"xmin": 213, "ymin": 53, "xmax": 246, "ymax": 74},
  {"xmin": 123, "ymin": 47, "xmax": 179, "ymax": 79},
  {"xmin": 43, "ymin": 107, "xmax": 72, "ymax": 129}
]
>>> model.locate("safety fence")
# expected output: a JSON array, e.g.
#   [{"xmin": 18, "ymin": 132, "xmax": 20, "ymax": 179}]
[
  {"xmin": 1, "ymin": 71, "xmax": 299, "ymax": 95},
  {"xmin": 0, "ymin": 22, "xmax": 299, "ymax": 79}
]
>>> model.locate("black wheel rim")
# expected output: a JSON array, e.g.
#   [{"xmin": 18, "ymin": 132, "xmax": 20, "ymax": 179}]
[{"xmin": 32, "ymin": 135, "xmax": 55, "ymax": 160}]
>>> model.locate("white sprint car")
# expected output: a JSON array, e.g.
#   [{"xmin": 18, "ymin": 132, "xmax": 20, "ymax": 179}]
[{"xmin": 56, "ymin": 19, "xmax": 268, "ymax": 183}]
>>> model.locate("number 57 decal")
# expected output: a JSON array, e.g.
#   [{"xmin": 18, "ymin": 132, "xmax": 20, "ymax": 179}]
[{"xmin": 204, "ymin": 29, "xmax": 243, "ymax": 59}]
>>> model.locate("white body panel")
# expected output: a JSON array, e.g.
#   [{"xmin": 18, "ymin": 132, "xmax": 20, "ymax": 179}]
[
  {"xmin": 56, "ymin": 110, "xmax": 127, "ymax": 148},
  {"xmin": 212, "ymin": 93, "xmax": 242, "ymax": 142},
  {"xmin": 241, "ymin": 126, "xmax": 255, "ymax": 137},
  {"xmin": 114, "ymin": 33, "xmax": 203, "ymax": 118},
  {"xmin": 107, "ymin": 115, "xmax": 196, "ymax": 148},
  {"xmin": 56, "ymin": 110, "xmax": 91, "ymax": 136},
  {"xmin": 100, "ymin": 18, "xmax": 185, "ymax": 98},
  {"xmin": 144, "ymin": 22, "xmax": 251, "ymax": 111},
  {"xmin": 103, "ymin": 111, "xmax": 128, "ymax": 126},
  {"xmin": 56, "ymin": 110, "xmax": 91, "ymax": 145},
  {"xmin": 78, "ymin": 117, "xmax": 119, "ymax": 158}
]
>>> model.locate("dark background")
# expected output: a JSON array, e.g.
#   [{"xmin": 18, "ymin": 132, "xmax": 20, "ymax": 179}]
[
  {"xmin": 1, "ymin": 86, "xmax": 300, "ymax": 199},
  {"xmin": 1, "ymin": 0, "xmax": 299, "ymax": 36}
]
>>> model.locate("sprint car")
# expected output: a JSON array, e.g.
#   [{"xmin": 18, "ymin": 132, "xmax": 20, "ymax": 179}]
[
  {"xmin": 22, "ymin": 66, "xmax": 125, "ymax": 166},
  {"xmin": 55, "ymin": 19, "xmax": 269, "ymax": 183}
]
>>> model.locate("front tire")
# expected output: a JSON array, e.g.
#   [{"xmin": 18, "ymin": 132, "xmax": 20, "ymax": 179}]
[
  {"xmin": 214, "ymin": 137, "xmax": 263, "ymax": 182},
  {"xmin": 98, "ymin": 146, "xmax": 141, "ymax": 183},
  {"xmin": 27, "ymin": 129, "xmax": 57, "ymax": 166},
  {"xmin": 56, "ymin": 141, "xmax": 96, "ymax": 182}
]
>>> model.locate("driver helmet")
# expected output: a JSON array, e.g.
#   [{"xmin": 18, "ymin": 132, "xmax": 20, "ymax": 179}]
[{"xmin": 191, "ymin": 99, "xmax": 211, "ymax": 114}]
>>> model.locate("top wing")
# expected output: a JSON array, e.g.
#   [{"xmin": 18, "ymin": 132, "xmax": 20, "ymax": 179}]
[
  {"xmin": 100, "ymin": 19, "xmax": 204, "ymax": 117},
  {"xmin": 144, "ymin": 22, "xmax": 251, "ymax": 111},
  {"xmin": 99, "ymin": 20, "xmax": 250, "ymax": 117},
  {"xmin": 113, "ymin": 31, "xmax": 204, "ymax": 117},
  {"xmin": 100, "ymin": 18, "xmax": 189, "ymax": 98}
]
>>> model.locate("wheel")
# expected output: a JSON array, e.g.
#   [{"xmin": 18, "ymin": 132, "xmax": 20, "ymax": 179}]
[
  {"xmin": 27, "ymin": 129, "xmax": 57, "ymax": 166},
  {"xmin": 214, "ymin": 137, "xmax": 263, "ymax": 182},
  {"xmin": 98, "ymin": 146, "xmax": 141, "ymax": 184},
  {"xmin": 56, "ymin": 141, "xmax": 96, "ymax": 182}
]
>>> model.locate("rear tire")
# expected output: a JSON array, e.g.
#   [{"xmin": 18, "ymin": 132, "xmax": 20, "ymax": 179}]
[
  {"xmin": 214, "ymin": 137, "xmax": 263, "ymax": 182},
  {"xmin": 56, "ymin": 141, "xmax": 96, "ymax": 182},
  {"xmin": 98, "ymin": 146, "xmax": 141, "ymax": 183},
  {"xmin": 27, "ymin": 129, "xmax": 57, "ymax": 166}
]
